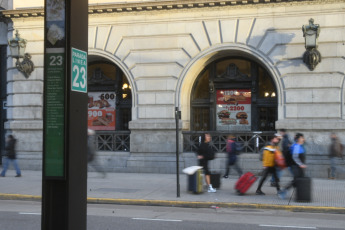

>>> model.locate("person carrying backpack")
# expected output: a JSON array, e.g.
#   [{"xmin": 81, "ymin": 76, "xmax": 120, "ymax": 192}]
[
  {"xmin": 281, "ymin": 129, "xmax": 293, "ymax": 168},
  {"xmin": 223, "ymin": 135, "xmax": 242, "ymax": 178},
  {"xmin": 256, "ymin": 134, "xmax": 282, "ymax": 195},
  {"xmin": 197, "ymin": 133, "xmax": 216, "ymax": 193},
  {"xmin": 279, "ymin": 133, "xmax": 307, "ymax": 199},
  {"xmin": 270, "ymin": 130, "xmax": 292, "ymax": 186}
]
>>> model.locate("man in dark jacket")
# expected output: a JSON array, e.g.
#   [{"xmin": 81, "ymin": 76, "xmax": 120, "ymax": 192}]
[
  {"xmin": 328, "ymin": 133, "xmax": 344, "ymax": 179},
  {"xmin": 280, "ymin": 129, "xmax": 293, "ymax": 167},
  {"xmin": 1, "ymin": 135, "xmax": 21, "ymax": 177}
]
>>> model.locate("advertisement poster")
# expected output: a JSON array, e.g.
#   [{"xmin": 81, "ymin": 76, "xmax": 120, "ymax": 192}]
[
  {"xmin": 216, "ymin": 89, "xmax": 251, "ymax": 131},
  {"xmin": 88, "ymin": 92, "xmax": 116, "ymax": 130},
  {"xmin": 44, "ymin": 0, "xmax": 66, "ymax": 177}
]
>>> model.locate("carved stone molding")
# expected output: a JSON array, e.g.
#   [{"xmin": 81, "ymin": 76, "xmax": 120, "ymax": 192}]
[{"xmin": 1, "ymin": 0, "xmax": 342, "ymax": 19}]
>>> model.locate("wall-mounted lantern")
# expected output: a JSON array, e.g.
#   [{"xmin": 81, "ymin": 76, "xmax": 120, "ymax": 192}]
[
  {"xmin": 302, "ymin": 18, "xmax": 321, "ymax": 71},
  {"xmin": 8, "ymin": 30, "xmax": 35, "ymax": 78}
]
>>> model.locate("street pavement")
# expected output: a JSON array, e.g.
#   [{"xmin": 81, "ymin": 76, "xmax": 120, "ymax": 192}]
[{"xmin": 1, "ymin": 169, "xmax": 345, "ymax": 213}]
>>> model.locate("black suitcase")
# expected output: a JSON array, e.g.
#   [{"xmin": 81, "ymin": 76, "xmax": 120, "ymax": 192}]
[
  {"xmin": 295, "ymin": 177, "xmax": 312, "ymax": 202},
  {"xmin": 188, "ymin": 169, "xmax": 203, "ymax": 194},
  {"xmin": 210, "ymin": 173, "xmax": 221, "ymax": 189}
]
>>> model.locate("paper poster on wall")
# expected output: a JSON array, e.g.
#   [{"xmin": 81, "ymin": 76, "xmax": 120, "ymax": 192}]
[
  {"xmin": 216, "ymin": 89, "xmax": 251, "ymax": 131},
  {"xmin": 88, "ymin": 92, "xmax": 116, "ymax": 130}
]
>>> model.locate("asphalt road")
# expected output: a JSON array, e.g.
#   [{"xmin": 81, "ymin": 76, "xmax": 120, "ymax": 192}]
[{"xmin": 0, "ymin": 200, "xmax": 344, "ymax": 230}]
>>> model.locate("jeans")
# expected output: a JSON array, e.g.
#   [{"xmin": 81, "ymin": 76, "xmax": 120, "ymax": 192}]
[
  {"xmin": 224, "ymin": 160, "xmax": 243, "ymax": 177},
  {"xmin": 270, "ymin": 167, "xmax": 282, "ymax": 183},
  {"xmin": 330, "ymin": 157, "xmax": 345, "ymax": 178},
  {"xmin": 1, "ymin": 158, "xmax": 21, "ymax": 176},
  {"xmin": 284, "ymin": 165, "xmax": 304, "ymax": 190}
]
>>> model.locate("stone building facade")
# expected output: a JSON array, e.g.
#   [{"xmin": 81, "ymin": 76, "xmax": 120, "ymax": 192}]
[{"xmin": 1, "ymin": 0, "xmax": 345, "ymax": 177}]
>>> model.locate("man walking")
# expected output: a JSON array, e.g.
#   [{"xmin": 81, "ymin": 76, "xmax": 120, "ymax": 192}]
[
  {"xmin": 1, "ymin": 135, "xmax": 21, "ymax": 177},
  {"xmin": 328, "ymin": 133, "xmax": 344, "ymax": 179},
  {"xmin": 279, "ymin": 133, "xmax": 307, "ymax": 199}
]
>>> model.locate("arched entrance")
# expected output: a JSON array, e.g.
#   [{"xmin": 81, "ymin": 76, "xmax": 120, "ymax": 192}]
[
  {"xmin": 191, "ymin": 57, "xmax": 277, "ymax": 132},
  {"xmin": 181, "ymin": 48, "xmax": 280, "ymax": 153},
  {"xmin": 87, "ymin": 55, "xmax": 132, "ymax": 151}
]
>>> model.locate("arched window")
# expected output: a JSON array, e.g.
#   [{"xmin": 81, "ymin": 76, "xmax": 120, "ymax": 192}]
[
  {"xmin": 191, "ymin": 57, "xmax": 277, "ymax": 132},
  {"xmin": 88, "ymin": 61, "xmax": 131, "ymax": 131}
]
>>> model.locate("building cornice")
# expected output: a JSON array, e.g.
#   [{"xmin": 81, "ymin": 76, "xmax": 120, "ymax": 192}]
[{"xmin": 0, "ymin": 0, "xmax": 341, "ymax": 19}]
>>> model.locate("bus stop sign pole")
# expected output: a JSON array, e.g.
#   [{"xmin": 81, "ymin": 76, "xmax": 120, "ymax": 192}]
[{"xmin": 42, "ymin": 0, "xmax": 88, "ymax": 229}]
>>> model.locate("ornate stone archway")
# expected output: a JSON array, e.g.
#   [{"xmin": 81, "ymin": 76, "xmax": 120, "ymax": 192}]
[{"xmin": 176, "ymin": 44, "xmax": 283, "ymax": 131}]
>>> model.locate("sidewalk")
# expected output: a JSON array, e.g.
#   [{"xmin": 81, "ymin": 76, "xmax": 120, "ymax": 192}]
[{"xmin": 1, "ymin": 170, "xmax": 345, "ymax": 213}]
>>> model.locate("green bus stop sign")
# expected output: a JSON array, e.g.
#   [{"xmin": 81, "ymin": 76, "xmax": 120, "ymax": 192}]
[{"xmin": 71, "ymin": 47, "xmax": 87, "ymax": 93}]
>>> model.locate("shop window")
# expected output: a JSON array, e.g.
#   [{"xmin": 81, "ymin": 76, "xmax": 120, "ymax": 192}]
[
  {"xmin": 192, "ymin": 69, "xmax": 209, "ymax": 100},
  {"xmin": 88, "ymin": 62, "xmax": 131, "ymax": 131},
  {"xmin": 258, "ymin": 107, "xmax": 276, "ymax": 131},
  {"xmin": 258, "ymin": 67, "xmax": 276, "ymax": 98},
  {"xmin": 192, "ymin": 107, "xmax": 210, "ymax": 131}
]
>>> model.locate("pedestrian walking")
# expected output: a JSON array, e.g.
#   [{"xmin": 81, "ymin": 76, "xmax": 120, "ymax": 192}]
[
  {"xmin": 328, "ymin": 133, "xmax": 344, "ymax": 179},
  {"xmin": 279, "ymin": 133, "xmax": 307, "ymax": 199},
  {"xmin": 1, "ymin": 135, "xmax": 21, "ymax": 177},
  {"xmin": 223, "ymin": 135, "xmax": 242, "ymax": 178},
  {"xmin": 270, "ymin": 130, "xmax": 293, "ymax": 186},
  {"xmin": 87, "ymin": 129, "xmax": 106, "ymax": 178},
  {"xmin": 197, "ymin": 133, "xmax": 216, "ymax": 193},
  {"xmin": 270, "ymin": 133, "xmax": 282, "ymax": 187},
  {"xmin": 280, "ymin": 129, "xmax": 293, "ymax": 170},
  {"xmin": 256, "ymin": 134, "xmax": 281, "ymax": 195}
]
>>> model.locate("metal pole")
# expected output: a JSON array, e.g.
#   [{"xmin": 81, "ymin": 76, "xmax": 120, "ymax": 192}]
[
  {"xmin": 175, "ymin": 107, "xmax": 180, "ymax": 197},
  {"xmin": 42, "ymin": 0, "xmax": 88, "ymax": 229}
]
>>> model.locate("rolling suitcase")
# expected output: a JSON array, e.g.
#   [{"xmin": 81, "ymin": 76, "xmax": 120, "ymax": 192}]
[
  {"xmin": 210, "ymin": 172, "xmax": 221, "ymax": 189},
  {"xmin": 188, "ymin": 169, "xmax": 204, "ymax": 194},
  {"xmin": 295, "ymin": 177, "xmax": 312, "ymax": 202},
  {"xmin": 235, "ymin": 172, "xmax": 257, "ymax": 195}
]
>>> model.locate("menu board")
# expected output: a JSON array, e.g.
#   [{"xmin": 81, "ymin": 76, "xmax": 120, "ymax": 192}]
[
  {"xmin": 44, "ymin": 0, "xmax": 66, "ymax": 177},
  {"xmin": 216, "ymin": 89, "xmax": 251, "ymax": 131},
  {"xmin": 88, "ymin": 92, "xmax": 116, "ymax": 130}
]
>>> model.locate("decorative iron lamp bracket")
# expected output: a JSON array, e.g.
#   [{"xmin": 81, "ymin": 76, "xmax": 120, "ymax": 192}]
[
  {"xmin": 302, "ymin": 18, "xmax": 321, "ymax": 71},
  {"xmin": 8, "ymin": 30, "xmax": 35, "ymax": 78}
]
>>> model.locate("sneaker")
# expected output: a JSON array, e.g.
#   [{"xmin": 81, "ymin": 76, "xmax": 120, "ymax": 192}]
[
  {"xmin": 223, "ymin": 175, "xmax": 228, "ymax": 179},
  {"xmin": 278, "ymin": 189, "xmax": 287, "ymax": 199},
  {"xmin": 15, "ymin": 174, "xmax": 21, "ymax": 177},
  {"xmin": 255, "ymin": 190, "xmax": 265, "ymax": 195},
  {"xmin": 208, "ymin": 186, "xmax": 216, "ymax": 193}
]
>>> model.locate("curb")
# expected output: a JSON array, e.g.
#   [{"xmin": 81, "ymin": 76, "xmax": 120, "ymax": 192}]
[
  {"xmin": 87, "ymin": 198, "xmax": 345, "ymax": 214},
  {"xmin": 2, "ymin": 193, "xmax": 345, "ymax": 214},
  {"xmin": 0, "ymin": 194, "xmax": 41, "ymax": 202}
]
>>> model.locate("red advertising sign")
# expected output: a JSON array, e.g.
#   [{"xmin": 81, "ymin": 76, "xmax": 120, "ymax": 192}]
[
  {"xmin": 216, "ymin": 89, "xmax": 251, "ymax": 131},
  {"xmin": 88, "ymin": 92, "xmax": 116, "ymax": 130}
]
